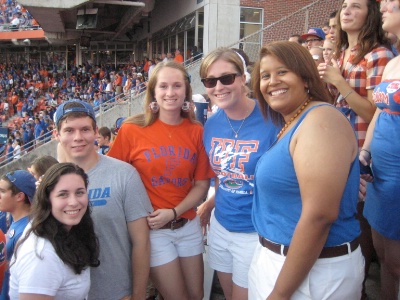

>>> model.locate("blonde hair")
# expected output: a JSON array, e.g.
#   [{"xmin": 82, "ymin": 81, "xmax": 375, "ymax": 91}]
[
  {"xmin": 125, "ymin": 61, "xmax": 196, "ymax": 127},
  {"xmin": 200, "ymin": 47, "xmax": 249, "ymax": 94}
]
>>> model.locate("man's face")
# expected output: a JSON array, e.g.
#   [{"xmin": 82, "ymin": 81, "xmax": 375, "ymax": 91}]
[
  {"xmin": 96, "ymin": 134, "xmax": 109, "ymax": 146},
  {"xmin": 0, "ymin": 180, "xmax": 18, "ymax": 213},
  {"xmin": 305, "ymin": 36, "xmax": 323, "ymax": 50},
  {"xmin": 329, "ymin": 17, "xmax": 337, "ymax": 42},
  {"xmin": 56, "ymin": 116, "xmax": 97, "ymax": 162}
]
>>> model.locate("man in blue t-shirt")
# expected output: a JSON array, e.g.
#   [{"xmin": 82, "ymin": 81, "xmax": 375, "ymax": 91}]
[{"xmin": 0, "ymin": 170, "xmax": 36, "ymax": 300}]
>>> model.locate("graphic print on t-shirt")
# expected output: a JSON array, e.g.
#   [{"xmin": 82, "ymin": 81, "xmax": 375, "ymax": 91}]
[{"xmin": 209, "ymin": 138, "xmax": 259, "ymax": 194}]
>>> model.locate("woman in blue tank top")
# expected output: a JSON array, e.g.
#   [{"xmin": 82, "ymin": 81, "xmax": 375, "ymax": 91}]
[
  {"xmin": 248, "ymin": 41, "xmax": 364, "ymax": 300},
  {"xmin": 359, "ymin": 2, "xmax": 400, "ymax": 299}
]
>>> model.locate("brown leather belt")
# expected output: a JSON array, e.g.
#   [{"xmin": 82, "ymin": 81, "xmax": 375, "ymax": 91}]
[
  {"xmin": 259, "ymin": 236, "xmax": 359, "ymax": 259},
  {"xmin": 159, "ymin": 218, "xmax": 188, "ymax": 230}
]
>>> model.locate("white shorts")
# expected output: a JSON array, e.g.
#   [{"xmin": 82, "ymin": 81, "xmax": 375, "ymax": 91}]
[
  {"xmin": 150, "ymin": 215, "xmax": 204, "ymax": 267},
  {"xmin": 208, "ymin": 214, "xmax": 258, "ymax": 288},
  {"xmin": 248, "ymin": 242, "xmax": 364, "ymax": 299}
]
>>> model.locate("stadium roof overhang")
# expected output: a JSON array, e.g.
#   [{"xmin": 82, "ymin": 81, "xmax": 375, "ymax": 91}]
[{"xmin": 15, "ymin": 0, "xmax": 155, "ymax": 45}]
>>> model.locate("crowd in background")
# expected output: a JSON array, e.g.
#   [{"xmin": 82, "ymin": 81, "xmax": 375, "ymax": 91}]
[
  {"xmin": 0, "ymin": 0, "xmax": 400, "ymax": 300},
  {"xmin": 0, "ymin": 0, "xmax": 39, "ymax": 31},
  {"xmin": 0, "ymin": 48, "xmax": 193, "ymax": 162}
]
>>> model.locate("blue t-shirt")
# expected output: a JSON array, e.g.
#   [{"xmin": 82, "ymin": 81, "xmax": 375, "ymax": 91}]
[
  {"xmin": 1, "ymin": 216, "xmax": 29, "ymax": 300},
  {"xmin": 203, "ymin": 101, "xmax": 278, "ymax": 232},
  {"xmin": 34, "ymin": 123, "xmax": 43, "ymax": 139}
]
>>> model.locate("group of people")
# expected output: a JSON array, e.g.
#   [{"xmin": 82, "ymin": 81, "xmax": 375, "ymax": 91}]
[
  {"xmin": 0, "ymin": 0, "xmax": 399, "ymax": 300},
  {"xmin": 0, "ymin": 0, "xmax": 39, "ymax": 31}
]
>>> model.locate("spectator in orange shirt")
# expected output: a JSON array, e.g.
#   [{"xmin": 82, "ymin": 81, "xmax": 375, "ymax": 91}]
[
  {"xmin": 16, "ymin": 99, "xmax": 23, "ymax": 118},
  {"xmin": 143, "ymin": 57, "xmax": 149, "ymax": 74},
  {"xmin": 11, "ymin": 92, "xmax": 18, "ymax": 116},
  {"xmin": 113, "ymin": 72, "xmax": 123, "ymax": 95},
  {"xmin": 174, "ymin": 49, "xmax": 184, "ymax": 63}
]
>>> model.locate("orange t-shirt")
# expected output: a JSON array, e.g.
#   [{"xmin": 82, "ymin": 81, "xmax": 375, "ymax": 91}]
[
  {"xmin": 16, "ymin": 101, "xmax": 23, "ymax": 111},
  {"xmin": 108, "ymin": 118, "xmax": 214, "ymax": 220},
  {"xmin": 114, "ymin": 75, "xmax": 122, "ymax": 86},
  {"xmin": 11, "ymin": 95, "xmax": 18, "ymax": 105},
  {"xmin": 174, "ymin": 54, "xmax": 184, "ymax": 63}
]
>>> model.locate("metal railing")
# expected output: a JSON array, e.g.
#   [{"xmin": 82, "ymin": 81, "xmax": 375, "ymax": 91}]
[
  {"xmin": 0, "ymin": 23, "xmax": 42, "ymax": 32},
  {"xmin": 0, "ymin": 90, "xmax": 142, "ymax": 166}
]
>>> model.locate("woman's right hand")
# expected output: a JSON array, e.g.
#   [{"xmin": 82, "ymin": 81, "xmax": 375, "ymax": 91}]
[
  {"xmin": 147, "ymin": 209, "xmax": 174, "ymax": 230},
  {"xmin": 317, "ymin": 59, "xmax": 342, "ymax": 86},
  {"xmin": 197, "ymin": 199, "xmax": 214, "ymax": 233},
  {"xmin": 359, "ymin": 150, "xmax": 373, "ymax": 182}
]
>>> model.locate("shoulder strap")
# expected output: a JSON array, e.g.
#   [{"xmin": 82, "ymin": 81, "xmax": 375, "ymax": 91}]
[{"xmin": 291, "ymin": 103, "xmax": 332, "ymax": 134}]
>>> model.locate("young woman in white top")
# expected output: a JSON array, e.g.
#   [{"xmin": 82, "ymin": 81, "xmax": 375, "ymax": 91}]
[{"xmin": 10, "ymin": 163, "xmax": 100, "ymax": 300}]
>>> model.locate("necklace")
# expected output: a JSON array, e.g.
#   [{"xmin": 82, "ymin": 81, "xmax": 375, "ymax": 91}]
[
  {"xmin": 226, "ymin": 111, "xmax": 248, "ymax": 139},
  {"xmin": 277, "ymin": 98, "xmax": 311, "ymax": 139},
  {"xmin": 159, "ymin": 119, "xmax": 181, "ymax": 138}
]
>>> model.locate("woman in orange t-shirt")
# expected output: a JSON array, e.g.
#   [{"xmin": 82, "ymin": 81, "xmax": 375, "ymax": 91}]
[{"xmin": 108, "ymin": 61, "xmax": 214, "ymax": 300}]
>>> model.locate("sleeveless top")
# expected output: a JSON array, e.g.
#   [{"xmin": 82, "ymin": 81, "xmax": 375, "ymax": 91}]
[
  {"xmin": 252, "ymin": 104, "xmax": 360, "ymax": 246},
  {"xmin": 364, "ymin": 80, "xmax": 400, "ymax": 240}
]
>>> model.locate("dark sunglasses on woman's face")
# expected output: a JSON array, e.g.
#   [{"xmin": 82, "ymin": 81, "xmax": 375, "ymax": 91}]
[{"xmin": 201, "ymin": 73, "xmax": 239, "ymax": 88}]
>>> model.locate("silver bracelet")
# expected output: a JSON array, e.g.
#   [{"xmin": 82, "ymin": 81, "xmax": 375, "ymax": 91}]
[{"xmin": 342, "ymin": 90, "xmax": 354, "ymax": 100}]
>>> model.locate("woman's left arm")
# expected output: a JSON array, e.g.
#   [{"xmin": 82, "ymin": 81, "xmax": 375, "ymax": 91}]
[
  {"xmin": 268, "ymin": 107, "xmax": 358, "ymax": 300},
  {"xmin": 175, "ymin": 179, "xmax": 210, "ymax": 217}
]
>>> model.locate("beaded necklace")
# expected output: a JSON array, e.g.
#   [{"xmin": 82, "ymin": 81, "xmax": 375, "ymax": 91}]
[{"xmin": 277, "ymin": 98, "xmax": 311, "ymax": 139}]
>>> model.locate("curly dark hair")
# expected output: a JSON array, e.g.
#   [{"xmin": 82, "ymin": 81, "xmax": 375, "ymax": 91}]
[{"xmin": 14, "ymin": 163, "xmax": 100, "ymax": 274}]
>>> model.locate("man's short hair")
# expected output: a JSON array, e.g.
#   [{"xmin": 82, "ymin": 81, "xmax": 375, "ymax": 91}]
[
  {"xmin": 98, "ymin": 126, "xmax": 111, "ymax": 141},
  {"xmin": 55, "ymin": 100, "xmax": 96, "ymax": 131},
  {"xmin": 329, "ymin": 10, "xmax": 337, "ymax": 19}
]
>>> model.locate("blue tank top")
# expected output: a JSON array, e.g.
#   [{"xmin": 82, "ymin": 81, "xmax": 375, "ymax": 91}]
[
  {"xmin": 373, "ymin": 80, "xmax": 400, "ymax": 112},
  {"xmin": 252, "ymin": 104, "xmax": 360, "ymax": 246}
]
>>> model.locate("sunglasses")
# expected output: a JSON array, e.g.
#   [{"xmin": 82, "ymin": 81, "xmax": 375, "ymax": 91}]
[
  {"xmin": 306, "ymin": 38, "xmax": 321, "ymax": 43},
  {"xmin": 201, "ymin": 73, "xmax": 239, "ymax": 88}
]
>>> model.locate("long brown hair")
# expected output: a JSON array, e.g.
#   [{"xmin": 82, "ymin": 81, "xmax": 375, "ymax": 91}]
[
  {"xmin": 13, "ymin": 163, "xmax": 100, "ymax": 274},
  {"xmin": 125, "ymin": 61, "xmax": 196, "ymax": 127},
  {"xmin": 334, "ymin": 0, "xmax": 391, "ymax": 64},
  {"xmin": 252, "ymin": 41, "xmax": 331, "ymax": 125}
]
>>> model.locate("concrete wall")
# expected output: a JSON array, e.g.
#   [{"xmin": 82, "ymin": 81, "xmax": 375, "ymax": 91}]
[{"xmin": 203, "ymin": 0, "xmax": 241, "ymax": 54}]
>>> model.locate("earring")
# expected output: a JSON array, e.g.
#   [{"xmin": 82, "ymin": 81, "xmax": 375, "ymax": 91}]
[
  {"xmin": 181, "ymin": 100, "xmax": 191, "ymax": 112},
  {"xmin": 149, "ymin": 100, "xmax": 159, "ymax": 113}
]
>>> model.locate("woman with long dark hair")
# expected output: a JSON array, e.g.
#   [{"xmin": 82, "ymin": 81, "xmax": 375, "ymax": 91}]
[
  {"xmin": 360, "ymin": 1, "xmax": 400, "ymax": 298},
  {"xmin": 318, "ymin": 2, "xmax": 395, "ymax": 297},
  {"xmin": 9, "ymin": 163, "xmax": 100, "ymax": 299}
]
